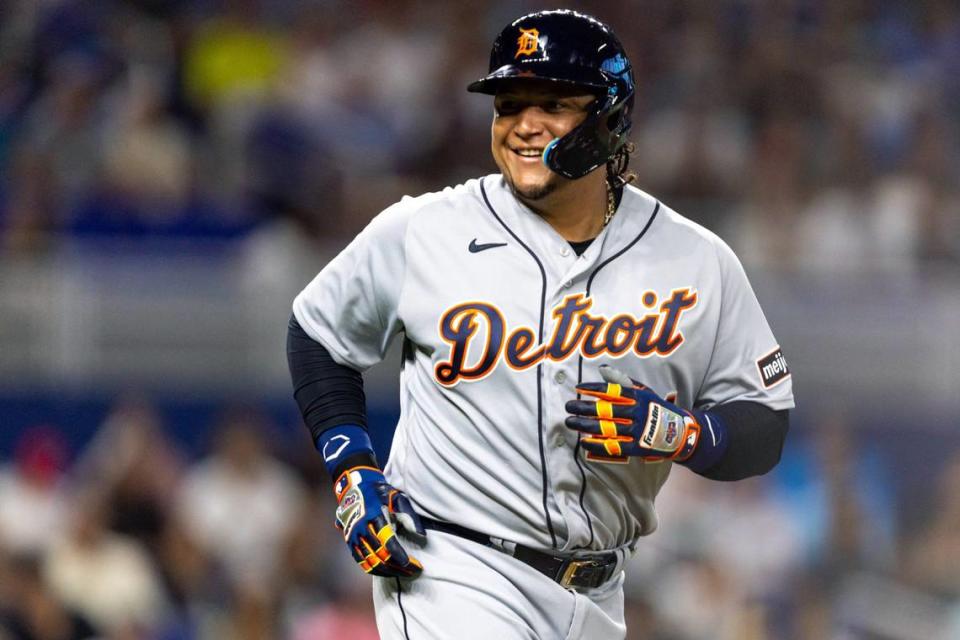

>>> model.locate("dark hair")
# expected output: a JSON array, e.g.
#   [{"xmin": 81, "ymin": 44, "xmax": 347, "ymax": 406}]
[{"xmin": 606, "ymin": 141, "xmax": 636, "ymax": 189}]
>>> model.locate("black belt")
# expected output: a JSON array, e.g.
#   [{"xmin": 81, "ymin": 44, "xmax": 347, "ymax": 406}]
[{"xmin": 420, "ymin": 517, "xmax": 618, "ymax": 590}]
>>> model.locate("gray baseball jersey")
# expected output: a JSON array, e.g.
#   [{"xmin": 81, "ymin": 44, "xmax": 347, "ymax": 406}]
[{"xmin": 293, "ymin": 174, "xmax": 794, "ymax": 554}]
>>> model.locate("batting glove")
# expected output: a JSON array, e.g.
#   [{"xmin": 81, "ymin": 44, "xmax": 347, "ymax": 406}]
[
  {"xmin": 319, "ymin": 424, "xmax": 426, "ymax": 578},
  {"xmin": 334, "ymin": 465, "xmax": 427, "ymax": 578},
  {"xmin": 565, "ymin": 365, "xmax": 703, "ymax": 464}
]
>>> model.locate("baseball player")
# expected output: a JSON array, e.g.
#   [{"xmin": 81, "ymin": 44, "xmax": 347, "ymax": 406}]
[{"xmin": 287, "ymin": 10, "xmax": 793, "ymax": 639}]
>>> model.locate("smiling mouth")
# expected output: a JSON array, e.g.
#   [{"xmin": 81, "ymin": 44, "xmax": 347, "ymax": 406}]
[{"xmin": 511, "ymin": 147, "xmax": 544, "ymax": 159}]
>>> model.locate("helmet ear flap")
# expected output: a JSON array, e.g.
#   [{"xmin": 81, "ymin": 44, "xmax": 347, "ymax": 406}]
[
  {"xmin": 605, "ymin": 111, "xmax": 619, "ymax": 132},
  {"xmin": 543, "ymin": 95, "xmax": 632, "ymax": 179},
  {"xmin": 543, "ymin": 118, "xmax": 607, "ymax": 179}
]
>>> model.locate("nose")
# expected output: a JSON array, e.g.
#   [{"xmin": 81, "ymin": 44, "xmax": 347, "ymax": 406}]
[{"xmin": 513, "ymin": 106, "xmax": 546, "ymax": 138}]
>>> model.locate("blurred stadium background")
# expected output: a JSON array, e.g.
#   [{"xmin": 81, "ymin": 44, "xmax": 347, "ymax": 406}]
[{"xmin": 0, "ymin": 0, "xmax": 958, "ymax": 638}]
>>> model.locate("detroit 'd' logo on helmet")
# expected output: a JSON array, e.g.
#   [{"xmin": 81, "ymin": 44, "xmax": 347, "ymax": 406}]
[{"xmin": 515, "ymin": 28, "xmax": 540, "ymax": 58}]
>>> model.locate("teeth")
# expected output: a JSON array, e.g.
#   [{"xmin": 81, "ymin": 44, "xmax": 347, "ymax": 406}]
[{"xmin": 515, "ymin": 149, "xmax": 542, "ymax": 157}]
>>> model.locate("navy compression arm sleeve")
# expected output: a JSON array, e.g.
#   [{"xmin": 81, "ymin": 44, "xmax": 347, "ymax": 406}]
[
  {"xmin": 696, "ymin": 402, "xmax": 789, "ymax": 481},
  {"xmin": 286, "ymin": 314, "xmax": 368, "ymax": 445}
]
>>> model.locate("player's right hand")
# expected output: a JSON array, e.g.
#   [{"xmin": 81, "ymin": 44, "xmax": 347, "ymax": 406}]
[{"xmin": 333, "ymin": 466, "xmax": 427, "ymax": 578}]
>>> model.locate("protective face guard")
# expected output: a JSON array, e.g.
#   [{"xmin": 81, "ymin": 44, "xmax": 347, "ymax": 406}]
[{"xmin": 542, "ymin": 90, "xmax": 632, "ymax": 179}]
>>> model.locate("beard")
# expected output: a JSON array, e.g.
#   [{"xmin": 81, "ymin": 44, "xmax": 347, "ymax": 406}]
[{"xmin": 505, "ymin": 172, "xmax": 562, "ymax": 202}]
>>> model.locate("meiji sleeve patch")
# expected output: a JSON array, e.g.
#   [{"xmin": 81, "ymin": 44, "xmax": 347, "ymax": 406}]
[{"xmin": 757, "ymin": 347, "xmax": 790, "ymax": 388}]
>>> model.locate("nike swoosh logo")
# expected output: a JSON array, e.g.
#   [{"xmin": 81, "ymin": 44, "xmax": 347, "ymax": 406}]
[
  {"xmin": 469, "ymin": 239, "xmax": 508, "ymax": 253},
  {"xmin": 322, "ymin": 435, "xmax": 350, "ymax": 462}
]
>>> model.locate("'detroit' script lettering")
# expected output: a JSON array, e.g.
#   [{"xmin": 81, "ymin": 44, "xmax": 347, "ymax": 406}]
[{"xmin": 434, "ymin": 289, "xmax": 698, "ymax": 386}]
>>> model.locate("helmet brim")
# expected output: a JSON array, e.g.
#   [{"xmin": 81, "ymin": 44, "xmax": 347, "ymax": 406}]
[{"xmin": 467, "ymin": 63, "xmax": 609, "ymax": 95}]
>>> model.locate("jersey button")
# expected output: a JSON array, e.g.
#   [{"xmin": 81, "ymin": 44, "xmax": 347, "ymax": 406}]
[
  {"xmin": 554, "ymin": 371, "xmax": 566, "ymax": 384},
  {"xmin": 563, "ymin": 280, "xmax": 573, "ymax": 288},
  {"xmin": 560, "ymin": 247, "xmax": 570, "ymax": 257}
]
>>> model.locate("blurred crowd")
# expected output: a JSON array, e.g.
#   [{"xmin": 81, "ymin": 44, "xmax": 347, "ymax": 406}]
[
  {"xmin": 1, "ymin": 399, "xmax": 959, "ymax": 639},
  {"xmin": 0, "ymin": 0, "xmax": 957, "ymax": 271},
  {"xmin": 0, "ymin": 399, "xmax": 379, "ymax": 640}
]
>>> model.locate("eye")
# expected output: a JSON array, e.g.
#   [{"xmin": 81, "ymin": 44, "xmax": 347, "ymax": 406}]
[
  {"xmin": 543, "ymin": 100, "xmax": 566, "ymax": 113},
  {"xmin": 495, "ymin": 99, "xmax": 521, "ymax": 115}
]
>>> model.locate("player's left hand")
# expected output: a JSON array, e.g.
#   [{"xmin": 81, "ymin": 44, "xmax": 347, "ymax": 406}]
[
  {"xmin": 333, "ymin": 466, "xmax": 427, "ymax": 578},
  {"xmin": 565, "ymin": 365, "xmax": 702, "ymax": 463}
]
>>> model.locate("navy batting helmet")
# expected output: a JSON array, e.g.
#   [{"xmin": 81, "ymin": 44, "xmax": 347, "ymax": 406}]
[{"xmin": 467, "ymin": 10, "xmax": 635, "ymax": 180}]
